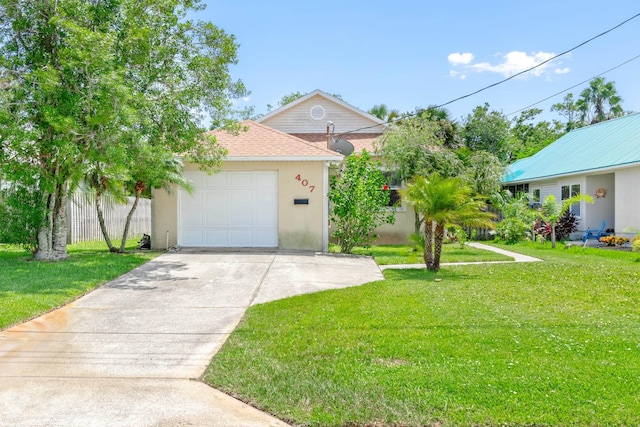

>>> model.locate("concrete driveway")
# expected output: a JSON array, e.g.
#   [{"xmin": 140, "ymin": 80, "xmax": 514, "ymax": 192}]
[{"xmin": 0, "ymin": 250, "xmax": 383, "ymax": 427}]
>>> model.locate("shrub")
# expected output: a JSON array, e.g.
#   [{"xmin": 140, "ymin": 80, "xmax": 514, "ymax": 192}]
[
  {"xmin": 600, "ymin": 235, "xmax": 630, "ymax": 246},
  {"xmin": 535, "ymin": 210, "xmax": 579, "ymax": 242}
]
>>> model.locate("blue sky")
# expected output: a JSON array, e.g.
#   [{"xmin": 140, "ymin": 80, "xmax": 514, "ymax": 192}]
[{"xmin": 201, "ymin": 1, "xmax": 640, "ymax": 124}]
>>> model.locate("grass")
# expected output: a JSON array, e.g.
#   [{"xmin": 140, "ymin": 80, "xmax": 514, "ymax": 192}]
[
  {"xmin": 204, "ymin": 242, "xmax": 640, "ymax": 426},
  {"xmin": 330, "ymin": 243, "xmax": 513, "ymax": 265},
  {"xmin": 0, "ymin": 239, "xmax": 158, "ymax": 330}
]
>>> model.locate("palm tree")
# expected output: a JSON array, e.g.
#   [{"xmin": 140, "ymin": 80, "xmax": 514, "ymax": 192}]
[
  {"xmin": 576, "ymin": 77, "xmax": 624, "ymax": 124},
  {"xmin": 417, "ymin": 106, "xmax": 460, "ymax": 148},
  {"xmin": 368, "ymin": 104, "xmax": 400, "ymax": 123},
  {"xmin": 403, "ymin": 175, "xmax": 495, "ymax": 271}
]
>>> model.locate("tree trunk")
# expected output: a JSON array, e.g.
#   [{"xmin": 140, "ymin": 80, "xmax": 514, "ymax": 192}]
[
  {"xmin": 414, "ymin": 206, "xmax": 422, "ymax": 234},
  {"xmin": 96, "ymin": 191, "xmax": 117, "ymax": 252},
  {"xmin": 432, "ymin": 223, "xmax": 445, "ymax": 272},
  {"xmin": 423, "ymin": 219, "xmax": 435, "ymax": 270},
  {"xmin": 34, "ymin": 182, "xmax": 69, "ymax": 261},
  {"xmin": 551, "ymin": 223, "xmax": 557, "ymax": 249},
  {"xmin": 118, "ymin": 185, "xmax": 143, "ymax": 253}
]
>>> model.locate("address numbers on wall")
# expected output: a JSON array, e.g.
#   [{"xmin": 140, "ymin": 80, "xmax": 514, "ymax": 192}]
[{"xmin": 294, "ymin": 174, "xmax": 315, "ymax": 193}]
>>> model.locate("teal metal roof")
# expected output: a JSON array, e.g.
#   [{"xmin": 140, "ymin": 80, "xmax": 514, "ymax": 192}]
[{"xmin": 504, "ymin": 113, "xmax": 640, "ymax": 183}]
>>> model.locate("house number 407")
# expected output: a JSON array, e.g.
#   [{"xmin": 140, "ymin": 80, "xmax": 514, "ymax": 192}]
[{"xmin": 294, "ymin": 174, "xmax": 315, "ymax": 192}]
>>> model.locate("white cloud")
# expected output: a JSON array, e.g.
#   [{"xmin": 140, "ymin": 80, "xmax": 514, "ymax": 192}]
[
  {"xmin": 470, "ymin": 51, "xmax": 556, "ymax": 77},
  {"xmin": 555, "ymin": 67, "xmax": 570, "ymax": 75},
  {"xmin": 449, "ymin": 70, "xmax": 467, "ymax": 79},
  {"xmin": 242, "ymin": 96, "xmax": 251, "ymax": 102},
  {"xmin": 448, "ymin": 52, "xmax": 474, "ymax": 66}
]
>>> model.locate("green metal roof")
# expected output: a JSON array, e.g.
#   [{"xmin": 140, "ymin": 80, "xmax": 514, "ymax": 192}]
[{"xmin": 504, "ymin": 113, "xmax": 640, "ymax": 183}]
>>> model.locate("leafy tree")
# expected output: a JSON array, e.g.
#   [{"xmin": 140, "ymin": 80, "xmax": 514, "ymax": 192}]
[
  {"xmin": 0, "ymin": 185, "xmax": 45, "ymax": 253},
  {"xmin": 368, "ymin": 104, "xmax": 400, "ymax": 122},
  {"xmin": 328, "ymin": 150, "xmax": 395, "ymax": 254},
  {"xmin": 415, "ymin": 106, "xmax": 461, "ymax": 149},
  {"xmin": 551, "ymin": 93, "xmax": 581, "ymax": 131},
  {"xmin": 375, "ymin": 117, "xmax": 464, "ymax": 233},
  {"xmin": 576, "ymin": 77, "xmax": 624, "ymax": 124},
  {"xmin": 462, "ymin": 103, "xmax": 514, "ymax": 163},
  {"xmin": 539, "ymin": 194, "xmax": 593, "ymax": 248},
  {"xmin": 0, "ymin": 0, "xmax": 244, "ymax": 260},
  {"xmin": 511, "ymin": 108, "xmax": 565, "ymax": 159},
  {"xmin": 403, "ymin": 175, "xmax": 495, "ymax": 271},
  {"xmin": 463, "ymin": 151, "xmax": 505, "ymax": 197}
]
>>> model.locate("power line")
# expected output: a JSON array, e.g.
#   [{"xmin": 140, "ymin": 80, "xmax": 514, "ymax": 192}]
[
  {"xmin": 335, "ymin": 12, "xmax": 640, "ymax": 137},
  {"xmin": 505, "ymin": 52, "xmax": 640, "ymax": 117}
]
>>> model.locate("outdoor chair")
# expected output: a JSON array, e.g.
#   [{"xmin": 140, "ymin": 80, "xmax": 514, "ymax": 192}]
[{"xmin": 582, "ymin": 220, "xmax": 610, "ymax": 246}]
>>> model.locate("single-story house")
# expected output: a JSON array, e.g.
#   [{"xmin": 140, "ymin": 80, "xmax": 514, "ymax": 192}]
[
  {"xmin": 152, "ymin": 120, "xmax": 342, "ymax": 251},
  {"xmin": 151, "ymin": 89, "xmax": 417, "ymax": 251},
  {"xmin": 503, "ymin": 112, "xmax": 640, "ymax": 238}
]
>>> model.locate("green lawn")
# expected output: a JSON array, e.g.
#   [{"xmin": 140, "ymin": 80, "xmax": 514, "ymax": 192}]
[
  {"xmin": 332, "ymin": 243, "xmax": 513, "ymax": 265},
  {"xmin": 204, "ymin": 242, "xmax": 640, "ymax": 427},
  {"xmin": 0, "ymin": 240, "xmax": 158, "ymax": 330}
]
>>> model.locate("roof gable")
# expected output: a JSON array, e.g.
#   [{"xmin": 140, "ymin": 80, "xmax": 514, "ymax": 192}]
[
  {"xmin": 504, "ymin": 113, "xmax": 640, "ymax": 183},
  {"xmin": 257, "ymin": 89, "xmax": 386, "ymax": 135},
  {"xmin": 208, "ymin": 120, "xmax": 342, "ymax": 160}
]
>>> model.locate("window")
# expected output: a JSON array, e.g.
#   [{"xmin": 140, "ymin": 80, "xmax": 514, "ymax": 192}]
[
  {"xmin": 505, "ymin": 183, "xmax": 529, "ymax": 196},
  {"xmin": 382, "ymin": 171, "xmax": 402, "ymax": 208},
  {"xmin": 530, "ymin": 188, "xmax": 541, "ymax": 208},
  {"xmin": 561, "ymin": 184, "xmax": 581, "ymax": 216}
]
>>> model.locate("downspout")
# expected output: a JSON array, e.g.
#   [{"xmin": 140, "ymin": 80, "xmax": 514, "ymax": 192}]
[{"xmin": 322, "ymin": 161, "xmax": 329, "ymax": 252}]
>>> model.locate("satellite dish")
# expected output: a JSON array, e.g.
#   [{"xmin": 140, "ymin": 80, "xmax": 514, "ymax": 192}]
[{"xmin": 329, "ymin": 137, "xmax": 354, "ymax": 156}]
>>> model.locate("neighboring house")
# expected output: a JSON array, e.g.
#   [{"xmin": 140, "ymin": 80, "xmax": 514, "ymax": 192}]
[
  {"xmin": 257, "ymin": 89, "xmax": 415, "ymax": 243},
  {"xmin": 152, "ymin": 120, "xmax": 341, "ymax": 251},
  {"xmin": 503, "ymin": 113, "xmax": 640, "ymax": 238}
]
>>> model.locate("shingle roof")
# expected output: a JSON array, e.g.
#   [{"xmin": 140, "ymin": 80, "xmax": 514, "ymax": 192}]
[
  {"xmin": 290, "ymin": 133, "xmax": 382, "ymax": 154},
  {"xmin": 504, "ymin": 113, "xmax": 640, "ymax": 183},
  {"xmin": 207, "ymin": 120, "xmax": 343, "ymax": 160}
]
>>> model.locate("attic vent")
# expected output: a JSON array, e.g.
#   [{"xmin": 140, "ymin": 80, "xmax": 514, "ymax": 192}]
[{"xmin": 309, "ymin": 105, "xmax": 326, "ymax": 120}]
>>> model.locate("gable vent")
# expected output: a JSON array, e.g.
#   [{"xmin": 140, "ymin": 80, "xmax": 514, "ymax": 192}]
[{"xmin": 309, "ymin": 105, "xmax": 326, "ymax": 120}]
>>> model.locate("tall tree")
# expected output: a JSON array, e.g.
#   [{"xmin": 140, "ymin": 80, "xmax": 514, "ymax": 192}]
[
  {"xmin": 461, "ymin": 103, "xmax": 514, "ymax": 163},
  {"xmin": 576, "ymin": 77, "xmax": 624, "ymax": 124},
  {"xmin": 511, "ymin": 108, "xmax": 565, "ymax": 159},
  {"xmin": 403, "ymin": 175, "xmax": 495, "ymax": 271},
  {"xmin": 0, "ymin": 0, "xmax": 245, "ymax": 260},
  {"xmin": 551, "ymin": 93, "xmax": 581, "ymax": 131}
]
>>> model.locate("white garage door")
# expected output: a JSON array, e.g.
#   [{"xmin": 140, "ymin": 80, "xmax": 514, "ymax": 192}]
[{"xmin": 178, "ymin": 171, "xmax": 278, "ymax": 247}]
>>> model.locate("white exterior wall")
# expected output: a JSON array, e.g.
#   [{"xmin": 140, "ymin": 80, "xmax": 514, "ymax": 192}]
[
  {"xmin": 615, "ymin": 166, "xmax": 640, "ymax": 238},
  {"xmin": 585, "ymin": 173, "xmax": 615, "ymax": 231},
  {"xmin": 260, "ymin": 94, "xmax": 383, "ymax": 134}
]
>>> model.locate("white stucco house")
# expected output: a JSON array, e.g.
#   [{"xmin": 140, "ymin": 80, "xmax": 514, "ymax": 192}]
[{"xmin": 503, "ymin": 113, "xmax": 640, "ymax": 238}]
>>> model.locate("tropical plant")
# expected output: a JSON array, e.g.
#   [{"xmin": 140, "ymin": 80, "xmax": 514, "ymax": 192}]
[
  {"xmin": 328, "ymin": 150, "xmax": 395, "ymax": 254},
  {"xmin": 534, "ymin": 210, "xmax": 579, "ymax": 242},
  {"xmin": 402, "ymin": 175, "xmax": 495, "ymax": 271},
  {"xmin": 600, "ymin": 235, "xmax": 629, "ymax": 246},
  {"xmin": 368, "ymin": 104, "xmax": 401, "ymax": 122},
  {"xmin": 539, "ymin": 194, "xmax": 594, "ymax": 248},
  {"xmin": 492, "ymin": 191, "xmax": 535, "ymax": 244},
  {"xmin": 576, "ymin": 77, "xmax": 624, "ymax": 124}
]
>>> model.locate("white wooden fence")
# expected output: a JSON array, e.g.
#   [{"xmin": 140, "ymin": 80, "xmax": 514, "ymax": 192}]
[{"xmin": 67, "ymin": 192, "xmax": 151, "ymax": 244}]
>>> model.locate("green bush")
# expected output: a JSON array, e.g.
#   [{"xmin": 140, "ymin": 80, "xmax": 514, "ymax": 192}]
[{"xmin": 0, "ymin": 185, "xmax": 45, "ymax": 252}]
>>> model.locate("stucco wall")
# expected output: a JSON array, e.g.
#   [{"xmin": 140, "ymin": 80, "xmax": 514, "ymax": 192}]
[
  {"xmin": 152, "ymin": 160, "xmax": 328, "ymax": 251},
  {"xmin": 615, "ymin": 166, "xmax": 640, "ymax": 237}
]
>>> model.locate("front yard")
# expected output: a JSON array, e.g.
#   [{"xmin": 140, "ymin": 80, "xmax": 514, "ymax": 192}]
[
  {"xmin": 205, "ymin": 243, "xmax": 640, "ymax": 426},
  {"xmin": 0, "ymin": 241, "xmax": 157, "ymax": 330}
]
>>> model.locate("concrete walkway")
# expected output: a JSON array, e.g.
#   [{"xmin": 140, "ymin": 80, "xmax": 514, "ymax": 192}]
[
  {"xmin": 380, "ymin": 242, "xmax": 541, "ymax": 270},
  {"xmin": 0, "ymin": 251, "xmax": 383, "ymax": 427}
]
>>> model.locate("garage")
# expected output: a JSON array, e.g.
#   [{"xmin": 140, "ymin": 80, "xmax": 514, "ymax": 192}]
[{"xmin": 178, "ymin": 171, "xmax": 278, "ymax": 247}]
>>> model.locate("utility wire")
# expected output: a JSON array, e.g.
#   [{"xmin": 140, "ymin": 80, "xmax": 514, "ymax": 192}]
[
  {"xmin": 335, "ymin": 12, "xmax": 640, "ymax": 137},
  {"xmin": 505, "ymin": 52, "xmax": 640, "ymax": 117}
]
